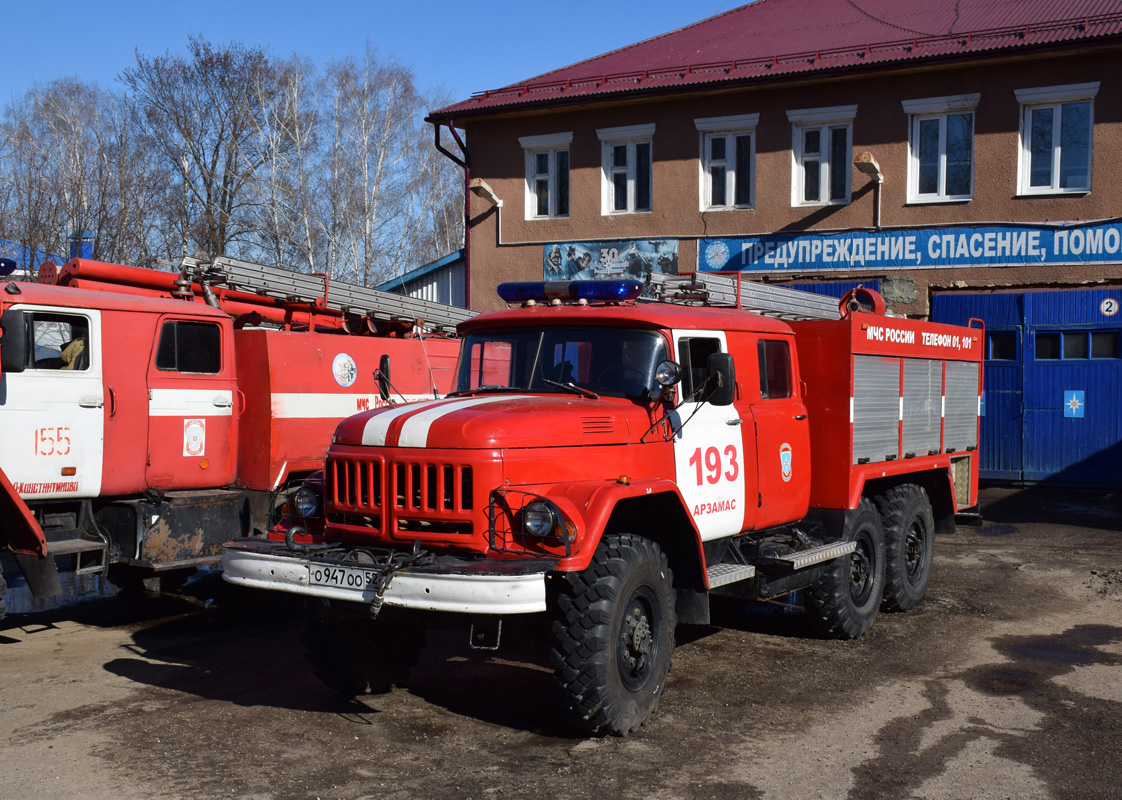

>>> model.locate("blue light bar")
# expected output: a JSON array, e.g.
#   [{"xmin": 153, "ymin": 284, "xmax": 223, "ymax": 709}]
[
  {"xmin": 497, "ymin": 282, "xmax": 550, "ymax": 303},
  {"xmin": 496, "ymin": 279, "xmax": 644, "ymax": 304},
  {"xmin": 570, "ymin": 280, "xmax": 644, "ymax": 302}
]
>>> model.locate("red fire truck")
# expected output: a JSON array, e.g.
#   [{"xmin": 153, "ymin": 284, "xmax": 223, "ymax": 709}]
[
  {"xmin": 221, "ymin": 273, "xmax": 982, "ymax": 735},
  {"xmin": 0, "ymin": 255, "xmax": 468, "ymax": 616}
]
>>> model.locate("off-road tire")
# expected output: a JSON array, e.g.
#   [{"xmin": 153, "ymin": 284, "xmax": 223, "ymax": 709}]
[
  {"xmin": 551, "ymin": 533, "xmax": 676, "ymax": 736},
  {"xmin": 805, "ymin": 497, "xmax": 886, "ymax": 639},
  {"xmin": 300, "ymin": 599, "xmax": 425, "ymax": 697},
  {"xmin": 876, "ymin": 484, "xmax": 935, "ymax": 612}
]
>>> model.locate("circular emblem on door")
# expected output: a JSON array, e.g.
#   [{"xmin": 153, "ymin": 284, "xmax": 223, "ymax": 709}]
[
  {"xmin": 332, "ymin": 353, "xmax": 357, "ymax": 387},
  {"xmin": 780, "ymin": 442, "xmax": 793, "ymax": 482}
]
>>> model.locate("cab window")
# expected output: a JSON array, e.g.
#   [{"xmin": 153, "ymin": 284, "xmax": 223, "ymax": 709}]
[
  {"xmin": 679, "ymin": 337, "xmax": 722, "ymax": 397},
  {"xmin": 156, "ymin": 321, "xmax": 221, "ymax": 373},
  {"xmin": 758, "ymin": 339, "xmax": 792, "ymax": 399},
  {"xmin": 30, "ymin": 313, "xmax": 90, "ymax": 371}
]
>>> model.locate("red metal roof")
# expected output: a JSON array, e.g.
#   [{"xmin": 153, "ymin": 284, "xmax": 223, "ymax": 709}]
[{"xmin": 433, "ymin": 0, "xmax": 1122, "ymax": 120}]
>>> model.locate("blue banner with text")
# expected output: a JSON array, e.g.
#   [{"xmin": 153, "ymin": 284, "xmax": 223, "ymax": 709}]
[{"xmin": 699, "ymin": 220, "xmax": 1122, "ymax": 273}]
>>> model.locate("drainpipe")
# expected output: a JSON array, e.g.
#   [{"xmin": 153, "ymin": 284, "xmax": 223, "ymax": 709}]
[{"xmin": 433, "ymin": 120, "xmax": 470, "ymax": 307}]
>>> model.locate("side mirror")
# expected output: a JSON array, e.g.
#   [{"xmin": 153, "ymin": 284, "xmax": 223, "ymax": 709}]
[
  {"xmin": 706, "ymin": 352, "xmax": 736, "ymax": 406},
  {"xmin": 0, "ymin": 309, "xmax": 28, "ymax": 374},
  {"xmin": 376, "ymin": 354, "xmax": 391, "ymax": 401}
]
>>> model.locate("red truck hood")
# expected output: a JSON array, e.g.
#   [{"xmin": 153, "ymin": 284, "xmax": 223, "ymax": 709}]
[{"xmin": 334, "ymin": 394, "xmax": 640, "ymax": 449}]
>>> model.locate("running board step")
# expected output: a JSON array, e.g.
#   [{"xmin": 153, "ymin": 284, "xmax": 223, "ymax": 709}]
[
  {"xmin": 707, "ymin": 563, "xmax": 756, "ymax": 588},
  {"xmin": 47, "ymin": 538, "xmax": 109, "ymax": 575},
  {"xmin": 767, "ymin": 541, "xmax": 857, "ymax": 570}
]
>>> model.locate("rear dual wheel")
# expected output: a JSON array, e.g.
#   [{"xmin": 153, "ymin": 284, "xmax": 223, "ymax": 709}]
[
  {"xmin": 805, "ymin": 498, "xmax": 886, "ymax": 639},
  {"xmin": 876, "ymin": 484, "xmax": 935, "ymax": 612}
]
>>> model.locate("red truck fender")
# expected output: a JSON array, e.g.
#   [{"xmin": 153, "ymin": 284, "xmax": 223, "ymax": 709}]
[{"xmin": 534, "ymin": 477, "xmax": 707, "ymax": 575}]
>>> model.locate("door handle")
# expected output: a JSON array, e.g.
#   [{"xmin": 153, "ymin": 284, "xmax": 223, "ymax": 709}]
[
  {"xmin": 79, "ymin": 396, "xmax": 104, "ymax": 409},
  {"xmin": 726, "ymin": 419, "xmax": 743, "ymax": 426},
  {"xmin": 794, "ymin": 414, "xmax": 807, "ymax": 420},
  {"xmin": 213, "ymin": 396, "xmax": 233, "ymax": 408}
]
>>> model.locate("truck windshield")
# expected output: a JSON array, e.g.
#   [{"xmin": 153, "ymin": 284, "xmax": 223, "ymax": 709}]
[{"xmin": 454, "ymin": 327, "xmax": 668, "ymax": 399}]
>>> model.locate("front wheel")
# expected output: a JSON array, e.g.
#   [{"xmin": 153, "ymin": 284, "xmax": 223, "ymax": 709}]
[
  {"xmin": 300, "ymin": 600, "xmax": 425, "ymax": 697},
  {"xmin": 551, "ymin": 533, "xmax": 676, "ymax": 736},
  {"xmin": 805, "ymin": 498, "xmax": 886, "ymax": 639}
]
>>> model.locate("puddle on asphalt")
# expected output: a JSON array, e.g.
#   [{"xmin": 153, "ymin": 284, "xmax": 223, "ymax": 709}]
[
  {"xmin": 3, "ymin": 571, "xmax": 120, "ymax": 615},
  {"xmin": 1013, "ymin": 641, "xmax": 1102, "ymax": 664},
  {"xmin": 978, "ymin": 524, "xmax": 1017, "ymax": 537},
  {"xmin": 2, "ymin": 566, "xmax": 220, "ymax": 616}
]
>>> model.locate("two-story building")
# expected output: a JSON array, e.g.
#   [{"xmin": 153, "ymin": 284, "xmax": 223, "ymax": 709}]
[{"xmin": 429, "ymin": 0, "xmax": 1122, "ymax": 484}]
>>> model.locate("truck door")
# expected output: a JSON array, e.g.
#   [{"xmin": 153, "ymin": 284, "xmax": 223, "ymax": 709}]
[
  {"xmin": 146, "ymin": 316, "xmax": 237, "ymax": 489},
  {"xmin": 671, "ymin": 330, "xmax": 753, "ymax": 540},
  {"xmin": 750, "ymin": 336, "xmax": 811, "ymax": 527},
  {"xmin": 0, "ymin": 307, "xmax": 104, "ymax": 499}
]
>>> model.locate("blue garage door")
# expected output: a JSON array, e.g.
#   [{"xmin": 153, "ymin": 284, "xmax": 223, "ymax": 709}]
[{"xmin": 933, "ymin": 288, "xmax": 1122, "ymax": 485}]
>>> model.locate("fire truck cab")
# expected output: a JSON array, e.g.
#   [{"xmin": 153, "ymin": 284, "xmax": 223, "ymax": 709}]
[{"xmin": 222, "ymin": 276, "xmax": 981, "ymax": 736}]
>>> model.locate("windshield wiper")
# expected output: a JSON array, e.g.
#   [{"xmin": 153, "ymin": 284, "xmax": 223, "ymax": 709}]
[
  {"xmin": 447, "ymin": 385, "xmax": 517, "ymax": 397},
  {"xmin": 542, "ymin": 378, "xmax": 600, "ymax": 399}
]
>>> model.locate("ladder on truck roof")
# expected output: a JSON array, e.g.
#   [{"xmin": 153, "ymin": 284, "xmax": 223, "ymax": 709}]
[
  {"xmin": 646, "ymin": 272, "xmax": 843, "ymax": 321},
  {"xmin": 182, "ymin": 255, "xmax": 476, "ymax": 331}
]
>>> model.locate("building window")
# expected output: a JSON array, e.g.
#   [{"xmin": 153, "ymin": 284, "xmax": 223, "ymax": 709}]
[
  {"xmin": 902, "ymin": 94, "xmax": 978, "ymax": 203},
  {"xmin": 597, "ymin": 123, "xmax": 654, "ymax": 214},
  {"xmin": 1035, "ymin": 330, "xmax": 1119, "ymax": 361},
  {"xmin": 787, "ymin": 105, "xmax": 856, "ymax": 206},
  {"xmin": 519, "ymin": 132, "xmax": 572, "ymax": 219},
  {"xmin": 695, "ymin": 114, "xmax": 758, "ymax": 211},
  {"xmin": 1015, "ymin": 82, "xmax": 1098, "ymax": 195}
]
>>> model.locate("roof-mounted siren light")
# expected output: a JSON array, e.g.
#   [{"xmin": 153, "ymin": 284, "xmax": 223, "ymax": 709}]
[
  {"xmin": 0, "ymin": 258, "xmax": 17, "ymax": 277},
  {"xmin": 839, "ymin": 286, "xmax": 887, "ymax": 318},
  {"xmin": 497, "ymin": 279, "xmax": 644, "ymax": 305}
]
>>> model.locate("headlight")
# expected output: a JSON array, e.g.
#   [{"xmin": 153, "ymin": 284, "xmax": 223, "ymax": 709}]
[
  {"xmin": 293, "ymin": 484, "xmax": 321, "ymax": 518},
  {"xmin": 521, "ymin": 500, "xmax": 557, "ymax": 537},
  {"xmin": 655, "ymin": 360, "xmax": 682, "ymax": 388}
]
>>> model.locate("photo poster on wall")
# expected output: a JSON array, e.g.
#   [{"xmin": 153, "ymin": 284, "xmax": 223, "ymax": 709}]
[{"xmin": 543, "ymin": 240, "xmax": 679, "ymax": 292}]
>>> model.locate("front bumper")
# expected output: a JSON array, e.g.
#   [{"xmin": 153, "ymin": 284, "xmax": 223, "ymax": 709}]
[{"xmin": 221, "ymin": 538, "xmax": 554, "ymax": 614}]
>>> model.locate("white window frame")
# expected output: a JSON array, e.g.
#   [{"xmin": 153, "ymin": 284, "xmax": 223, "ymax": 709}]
[
  {"xmin": 902, "ymin": 94, "xmax": 979, "ymax": 204},
  {"xmin": 787, "ymin": 105, "xmax": 857, "ymax": 207},
  {"xmin": 597, "ymin": 123, "xmax": 655, "ymax": 215},
  {"xmin": 520, "ymin": 132, "xmax": 572, "ymax": 220},
  {"xmin": 1015, "ymin": 82, "xmax": 1098, "ymax": 196},
  {"xmin": 695, "ymin": 114, "xmax": 759, "ymax": 211}
]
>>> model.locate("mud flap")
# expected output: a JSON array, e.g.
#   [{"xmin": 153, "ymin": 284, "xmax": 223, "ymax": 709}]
[{"xmin": 12, "ymin": 552, "xmax": 64, "ymax": 598}]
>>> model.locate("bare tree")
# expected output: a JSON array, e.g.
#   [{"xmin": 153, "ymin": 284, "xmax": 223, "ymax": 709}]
[
  {"xmin": 121, "ymin": 36, "xmax": 286, "ymax": 259},
  {"xmin": 319, "ymin": 47, "xmax": 432, "ymax": 286},
  {"xmin": 0, "ymin": 40, "xmax": 464, "ymax": 287}
]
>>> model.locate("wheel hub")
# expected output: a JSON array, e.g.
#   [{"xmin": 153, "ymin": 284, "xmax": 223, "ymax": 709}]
[
  {"xmin": 850, "ymin": 548, "xmax": 871, "ymax": 599},
  {"xmin": 619, "ymin": 602, "xmax": 653, "ymax": 680}
]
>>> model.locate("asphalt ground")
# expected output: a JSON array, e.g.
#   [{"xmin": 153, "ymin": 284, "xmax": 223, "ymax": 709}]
[{"xmin": 2, "ymin": 485, "xmax": 1120, "ymax": 800}]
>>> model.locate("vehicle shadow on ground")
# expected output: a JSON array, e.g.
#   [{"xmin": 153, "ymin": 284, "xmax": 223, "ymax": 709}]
[
  {"xmin": 980, "ymin": 485, "xmax": 1122, "ymax": 532},
  {"xmin": 403, "ymin": 627, "xmax": 578, "ymax": 738}
]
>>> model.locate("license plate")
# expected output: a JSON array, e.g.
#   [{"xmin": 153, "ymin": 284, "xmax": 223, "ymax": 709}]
[{"xmin": 307, "ymin": 563, "xmax": 381, "ymax": 590}]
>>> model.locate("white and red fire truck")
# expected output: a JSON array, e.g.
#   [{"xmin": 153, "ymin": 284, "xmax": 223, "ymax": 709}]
[
  {"xmin": 0, "ymin": 256, "xmax": 469, "ymax": 616},
  {"xmin": 221, "ymin": 273, "xmax": 982, "ymax": 735}
]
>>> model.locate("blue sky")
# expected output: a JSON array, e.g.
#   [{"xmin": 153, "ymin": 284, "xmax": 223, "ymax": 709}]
[{"xmin": 3, "ymin": 1, "xmax": 738, "ymax": 109}]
